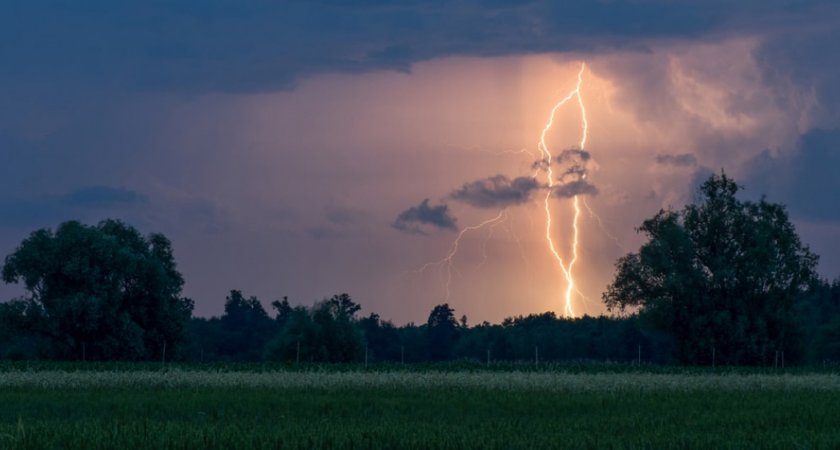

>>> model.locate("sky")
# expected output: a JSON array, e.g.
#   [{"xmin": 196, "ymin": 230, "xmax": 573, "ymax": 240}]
[{"xmin": 1, "ymin": 1, "xmax": 840, "ymax": 324}]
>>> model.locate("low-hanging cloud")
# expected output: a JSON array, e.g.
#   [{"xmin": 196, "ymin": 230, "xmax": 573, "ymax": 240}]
[
  {"xmin": 392, "ymin": 199, "xmax": 458, "ymax": 235},
  {"xmin": 450, "ymin": 175, "xmax": 542, "ymax": 209},
  {"xmin": 556, "ymin": 149, "xmax": 591, "ymax": 164},
  {"xmin": 552, "ymin": 148, "xmax": 597, "ymax": 197},
  {"xmin": 554, "ymin": 180, "xmax": 599, "ymax": 198},
  {"xmin": 559, "ymin": 165, "xmax": 588, "ymax": 181}
]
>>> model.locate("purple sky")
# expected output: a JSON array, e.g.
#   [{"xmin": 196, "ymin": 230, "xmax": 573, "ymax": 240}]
[{"xmin": 2, "ymin": 1, "xmax": 840, "ymax": 324}]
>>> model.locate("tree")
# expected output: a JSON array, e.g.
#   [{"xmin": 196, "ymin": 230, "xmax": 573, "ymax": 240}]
[
  {"xmin": 358, "ymin": 313, "xmax": 402, "ymax": 362},
  {"xmin": 217, "ymin": 290, "xmax": 274, "ymax": 360},
  {"xmin": 426, "ymin": 303, "xmax": 459, "ymax": 361},
  {"xmin": 1, "ymin": 220, "xmax": 193, "ymax": 360},
  {"xmin": 271, "ymin": 296, "xmax": 293, "ymax": 326},
  {"xmin": 603, "ymin": 173, "xmax": 818, "ymax": 365},
  {"xmin": 264, "ymin": 293, "xmax": 363, "ymax": 363}
]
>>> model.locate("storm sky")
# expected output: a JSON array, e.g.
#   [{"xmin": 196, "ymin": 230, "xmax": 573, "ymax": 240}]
[{"xmin": 2, "ymin": 1, "xmax": 840, "ymax": 323}]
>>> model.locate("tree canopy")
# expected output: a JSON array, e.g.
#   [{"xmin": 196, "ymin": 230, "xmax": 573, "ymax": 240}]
[
  {"xmin": 603, "ymin": 173, "xmax": 819, "ymax": 365},
  {"xmin": 0, "ymin": 220, "xmax": 193, "ymax": 360}
]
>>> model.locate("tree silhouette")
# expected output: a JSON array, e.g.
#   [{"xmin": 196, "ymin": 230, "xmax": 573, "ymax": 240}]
[
  {"xmin": 426, "ymin": 303, "xmax": 459, "ymax": 361},
  {"xmin": 1, "ymin": 220, "xmax": 193, "ymax": 360},
  {"xmin": 218, "ymin": 290, "xmax": 274, "ymax": 360},
  {"xmin": 603, "ymin": 173, "xmax": 819, "ymax": 365}
]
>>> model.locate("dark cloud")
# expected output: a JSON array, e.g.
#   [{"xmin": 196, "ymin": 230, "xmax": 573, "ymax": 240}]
[
  {"xmin": 656, "ymin": 153, "xmax": 697, "ymax": 167},
  {"xmin": 392, "ymin": 199, "xmax": 458, "ymax": 235},
  {"xmin": 531, "ymin": 158, "xmax": 550, "ymax": 171},
  {"xmin": 744, "ymin": 128, "xmax": 840, "ymax": 222},
  {"xmin": 559, "ymin": 165, "xmax": 588, "ymax": 181},
  {"xmin": 450, "ymin": 175, "xmax": 541, "ymax": 208},
  {"xmin": 556, "ymin": 149, "xmax": 591, "ymax": 164},
  {"xmin": 554, "ymin": 180, "xmax": 599, "ymax": 198},
  {"xmin": 1, "ymin": 1, "xmax": 833, "ymax": 95},
  {"xmin": 554, "ymin": 148, "xmax": 595, "ymax": 191},
  {"xmin": 756, "ymin": 27, "xmax": 840, "ymax": 127}
]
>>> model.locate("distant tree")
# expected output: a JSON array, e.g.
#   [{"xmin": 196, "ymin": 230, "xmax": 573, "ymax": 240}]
[
  {"xmin": 426, "ymin": 303, "xmax": 459, "ymax": 361},
  {"xmin": 218, "ymin": 290, "xmax": 274, "ymax": 360},
  {"xmin": 271, "ymin": 296, "xmax": 293, "ymax": 326},
  {"xmin": 264, "ymin": 293, "xmax": 363, "ymax": 363},
  {"xmin": 325, "ymin": 293, "xmax": 361, "ymax": 319},
  {"xmin": 311, "ymin": 299, "xmax": 363, "ymax": 362},
  {"xmin": 264, "ymin": 306, "xmax": 319, "ymax": 362},
  {"xmin": 397, "ymin": 323, "xmax": 428, "ymax": 363},
  {"xmin": 358, "ymin": 313, "xmax": 402, "ymax": 362},
  {"xmin": 0, "ymin": 220, "xmax": 193, "ymax": 360},
  {"xmin": 603, "ymin": 173, "xmax": 819, "ymax": 365},
  {"xmin": 797, "ymin": 278, "xmax": 840, "ymax": 362}
]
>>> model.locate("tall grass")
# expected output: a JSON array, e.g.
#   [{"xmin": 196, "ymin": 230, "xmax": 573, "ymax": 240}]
[{"xmin": 3, "ymin": 367, "xmax": 840, "ymax": 448}]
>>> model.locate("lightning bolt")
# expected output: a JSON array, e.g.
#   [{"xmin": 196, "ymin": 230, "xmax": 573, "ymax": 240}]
[
  {"xmin": 407, "ymin": 62, "xmax": 597, "ymax": 317},
  {"xmin": 411, "ymin": 210, "xmax": 506, "ymax": 300},
  {"xmin": 582, "ymin": 198, "xmax": 628, "ymax": 252},
  {"xmin": 538, "ymin": 62, "xmax": 588, "ymax": 318},
  {"xmin": 473, "ymin": 210, "xmax": 509, "ymax": 276}
]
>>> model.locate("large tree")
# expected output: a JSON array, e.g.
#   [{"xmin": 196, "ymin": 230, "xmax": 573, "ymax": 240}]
[
  {"xmin": 603, "ymin": 173, "xmax": 818, "ymax": 365},
  {"xmin": 1, "ymin": 220, "xmax": 193, "ymax": 360}
]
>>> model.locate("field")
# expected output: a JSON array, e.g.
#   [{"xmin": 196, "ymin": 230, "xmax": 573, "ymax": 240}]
[{"xmin": 2, "ymin": 364, "xmax": 840, "ymax": 449}]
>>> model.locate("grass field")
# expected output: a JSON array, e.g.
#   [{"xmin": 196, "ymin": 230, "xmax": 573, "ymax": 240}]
[{"xmin": 2, "ymin": 364, "xmax": 840, "ymax": 449}]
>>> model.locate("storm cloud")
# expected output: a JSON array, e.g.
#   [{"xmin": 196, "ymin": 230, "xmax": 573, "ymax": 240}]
[
  {"xmin": 2, "ymin": 0, "xmax": 840, "ymax": 321},
  {"xmin": 554, "ymin": 180, "xmax": 599, "ymax": 198},
  {"xmin": 745, "ymin": 128, "xmax": 840, "ymax": 222},
  {"xmin": 2, "ymin": 1, "xmax": 833, "ymax": 96},
  {"xmin": 392, "ymin": 199, "xmax": 458, "ymax": 235},
  {"xmin": 450, "ymin": 175, "xmax": 541, "ymax": 209},
  {"xmin": 556, "ymin": 149, "xmax": 592, "ymax": 164}
]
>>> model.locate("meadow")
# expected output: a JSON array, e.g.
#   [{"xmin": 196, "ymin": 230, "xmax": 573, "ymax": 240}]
[{"xmin": 2, "ymin": 363, "xmax": 840, "ymax": 449}]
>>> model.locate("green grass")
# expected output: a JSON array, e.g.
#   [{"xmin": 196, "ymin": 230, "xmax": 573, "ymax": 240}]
[{"xmin": 2, "ymin": 368, "xmax": 840, "ymax": 449}]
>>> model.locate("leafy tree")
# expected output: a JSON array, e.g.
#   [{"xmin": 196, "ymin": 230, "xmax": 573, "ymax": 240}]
[
  {"xmin": 264, "ymin": 293, "xmax": 363, "ymax": 363},
  {"xmin": 1, "ymin": 220, "xmax": 193, "ymax": 360},
  {"xmin": 603, "ymin": 173, "xmax": 819, "ymax": 365},
  {"xmin": 310, "ymin": 298, "xmax": 363, "ymax": 362},
  {"xmin": 263, "ymin": 306, "xmax": 319, "ymax": 362},
  {"xmin": 325, "ymin": 293, "xmax": 361, "ymax": 319},
  {"xmin": 358, "ymin": 313, "xmax": 402, "ymax": 362},
  {"xmin": 271, "ymin": 296, "xmax": 293, "ymax": 326},
  {"xmin": 797, "ymin": 279, "xmax": 840, "ymax": 362},
  {"xmin": 426, "ymin": 303, "xmax": 459, "ymax": 360},
  {"xmin": 217, "ymin": 290, "xmax": 274, "ymax": 360},
  {"xmin": 397, "ymin": 322, "xmax": 427, "ymax": 363}
]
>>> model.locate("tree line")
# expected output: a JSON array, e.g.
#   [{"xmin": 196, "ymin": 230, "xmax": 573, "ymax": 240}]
[{"xmin": 1, "ymin": 173, "xmax": 840, "ymax": 365}]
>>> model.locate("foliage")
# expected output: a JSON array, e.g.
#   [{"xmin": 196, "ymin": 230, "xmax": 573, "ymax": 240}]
[
  {"xmin": 426, "ymin": 303, "xmax": 460, "ymax": 361},
  {"xmin": 217, "ymin": 290, "xmax": 274, "ymax": 360},
  {"xmin": 604, "ymin": 173, "xmax": 819, "ymax": 365},
  {"xmin": 262, "ymin": 293, "xmax": 363, "ymax": 363},
  {"xmin": 0, "ymin": 220, "xmax": 193, "ymax": 360}
]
